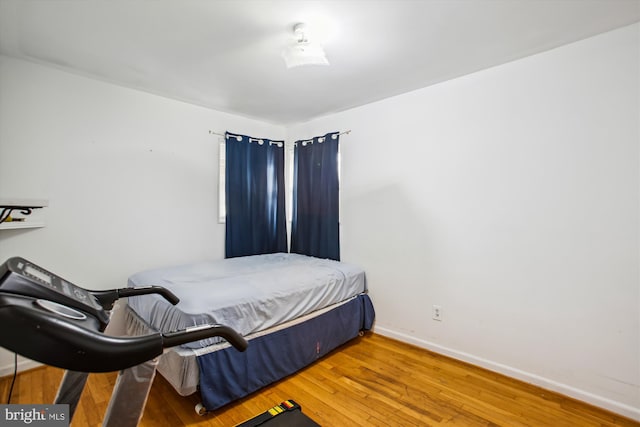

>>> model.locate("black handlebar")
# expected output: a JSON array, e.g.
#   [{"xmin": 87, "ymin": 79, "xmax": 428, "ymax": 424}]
[
  {"xmin": 117, "ymin": 286, "xmax": 180, "ymax": 305},
  {"xmin": 163, "ymin": 324, "xmax": 248, "ymax": 351},
  {"xmin": 92, "ymin": 286, "xmax": 180, "ymax": 311}
]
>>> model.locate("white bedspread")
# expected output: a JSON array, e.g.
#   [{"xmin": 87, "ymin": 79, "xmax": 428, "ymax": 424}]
[{"xmin": 126, "ymin": 253, "xmax": 366, "ymax": 348}]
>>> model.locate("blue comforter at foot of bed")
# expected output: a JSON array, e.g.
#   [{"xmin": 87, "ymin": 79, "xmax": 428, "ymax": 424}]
[{"xmin": 197, "ymin": 294, "xmax": 375, "ymax": 410}]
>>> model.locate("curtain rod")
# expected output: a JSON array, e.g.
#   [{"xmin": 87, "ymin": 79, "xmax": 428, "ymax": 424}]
[
  {"xmin": 296, "ymin": 130, "xmax": 351, "ymax": 145},
  {"xmin": 210, "ymin": 130, "xmax": 285, "ymax": 145},
  {"xmin": 209, "ymin": 130, "xmax": 351, "ymax": 138},
  {"xmin": 209, "ymin": 130, "xmax": 283, "ymax": 141}
]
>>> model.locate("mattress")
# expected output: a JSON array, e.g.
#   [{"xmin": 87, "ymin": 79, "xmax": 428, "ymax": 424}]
[{"xmin": 126, "ymin": 253, "xmax": 366, "ymax": 348}]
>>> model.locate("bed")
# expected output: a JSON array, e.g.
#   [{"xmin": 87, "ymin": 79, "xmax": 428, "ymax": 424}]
[{"xmin": 124, "ymin": 252, "xmax": 375, "ymax": 411}]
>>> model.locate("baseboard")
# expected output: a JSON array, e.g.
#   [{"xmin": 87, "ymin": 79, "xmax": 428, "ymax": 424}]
[
  {"xmin": 0, "ymin": 358, "xmax": 42, "ymax": 378},
  {"xmin": 373, "ymin": 326, "xmax": 640, "ymax": 422}
]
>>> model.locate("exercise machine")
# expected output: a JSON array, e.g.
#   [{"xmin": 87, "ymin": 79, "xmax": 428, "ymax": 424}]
[
  {"xmin": 237, "ymin": 400, "xmax": 320, "ymax": 427},
  {"xmin": 0, "ymin": 256, "xmax": 248, "ymax": 426}
]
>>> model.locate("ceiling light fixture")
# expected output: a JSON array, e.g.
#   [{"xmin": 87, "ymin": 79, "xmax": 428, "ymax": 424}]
[{"xmin": 282, "ymin": 23, "xmax": 329, "ymax": 69}]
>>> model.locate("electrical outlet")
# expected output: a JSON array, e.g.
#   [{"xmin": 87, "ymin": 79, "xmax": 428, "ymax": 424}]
[{"xmin": 432, "ymin": 305, "xmax": 442, "ymax": 321}]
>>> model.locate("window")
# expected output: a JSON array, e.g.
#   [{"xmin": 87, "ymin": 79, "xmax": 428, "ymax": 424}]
[{"xmin": 218, "ymin": 141, "xmax": 226, "ymax": 223}]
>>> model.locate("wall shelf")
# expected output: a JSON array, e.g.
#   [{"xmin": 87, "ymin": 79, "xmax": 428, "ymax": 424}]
[
  {"xmin": 0, "ymin": 221, "xmax": 45, "ymax": 230},
  {"xmin": 0, "ymin": 198, "xmax": 48, "ymax": 230}
]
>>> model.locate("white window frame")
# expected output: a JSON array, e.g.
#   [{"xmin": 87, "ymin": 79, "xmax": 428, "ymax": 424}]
[{"xmin": 218, "ymin": 141, "xmax": 226, "ymax": 223}]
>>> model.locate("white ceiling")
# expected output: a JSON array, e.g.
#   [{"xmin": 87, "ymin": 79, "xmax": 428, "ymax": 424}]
[{"xmin": 1, "ymin": 0, "xmax": 639, "ymax": 125}]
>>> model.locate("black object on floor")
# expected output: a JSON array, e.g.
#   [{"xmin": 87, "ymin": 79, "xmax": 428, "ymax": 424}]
[{"xmin": 236, "ymin": 400, "xmax": 321, "ymax": 427}]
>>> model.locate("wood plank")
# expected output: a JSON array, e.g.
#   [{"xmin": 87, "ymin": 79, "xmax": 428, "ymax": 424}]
[{"xmin": 2, "ymin": 333, "xmax": 638, "ymax": 426}]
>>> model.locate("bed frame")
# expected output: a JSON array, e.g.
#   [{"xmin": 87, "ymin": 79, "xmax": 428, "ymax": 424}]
[{"xmin": 125, "ymin": 294, "xmax": 374, "ymax": 411}]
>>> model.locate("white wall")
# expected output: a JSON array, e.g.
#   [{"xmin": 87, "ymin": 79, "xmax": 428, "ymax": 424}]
[
  {"xmin": 1, "ymin": 23, "xmax": 638, "ymax": 419},
  {"xmin": 288, "ymin": 24, "xmax": 640, "ymax": 419},
  {"xmin": 0, "ymin": 55, "xmax": 284, "ymax": 373}
]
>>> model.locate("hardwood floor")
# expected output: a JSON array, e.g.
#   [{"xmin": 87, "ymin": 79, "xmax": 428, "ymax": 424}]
[{"xmin": 1, "ymin": 333, "xmax": 637, "ymax": 426}]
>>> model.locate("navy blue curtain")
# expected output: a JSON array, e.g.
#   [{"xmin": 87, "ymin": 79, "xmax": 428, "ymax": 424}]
[
  {"xmin": 290, "ymin": 132, "xmax": 340, "ymax": 261},
  {"xmin": 225, "ymin": 132, "xmax": 287, "ymax": 258}
]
